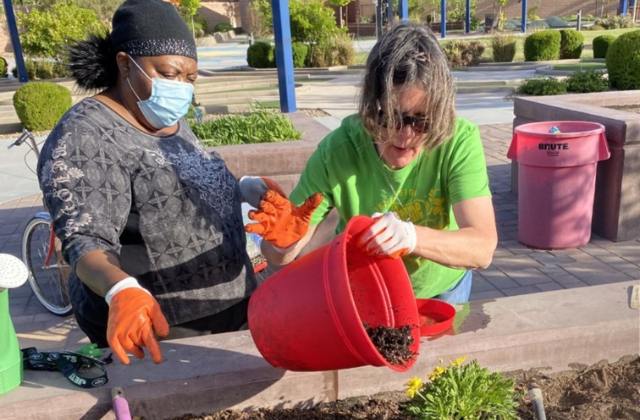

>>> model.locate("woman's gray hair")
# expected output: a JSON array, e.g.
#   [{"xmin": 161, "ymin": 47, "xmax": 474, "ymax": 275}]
[{"xmin": 359, "ymin": 23, "xmax": 455, "ymax": 150}]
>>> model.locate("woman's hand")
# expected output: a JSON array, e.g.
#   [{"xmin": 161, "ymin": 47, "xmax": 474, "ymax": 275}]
[
  {"xmin": 239, "ymin": 176, "xmax": 287, "ymax": 208},
  {"xmin": 107, "ymin": 287, "xmax": 170, "ymax": 365},
  {"xmin": 358, "ymin": 212, "xmax": 417, "ymax": 258},
  {"xmin": 245, "ymin": 190, "xmax": 323, "ymax": 249}
]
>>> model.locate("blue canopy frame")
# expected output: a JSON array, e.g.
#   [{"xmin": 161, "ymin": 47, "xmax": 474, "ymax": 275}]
[{"xmin": 3, "ymin": 0, "xmax": 27, "ymax": 82}]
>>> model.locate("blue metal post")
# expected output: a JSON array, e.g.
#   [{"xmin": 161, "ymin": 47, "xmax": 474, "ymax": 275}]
[
  {"xmin": 3, "ymin": 0, "xmax": 28, "ymax": 82},
  {"xmin": 400, "ymin": 0, "xmax": 409, "ymax": 22},
  {"xmin": 440, "ymin": 0, "xmax": 447, "ymax": 38},
  {"xmin": 521, "ymin": 0, "xmax": 528, "ymax": 32},
  {"xmin": 271, "ymin": 0, "xmax": 296, "ymax": 113},
  {"xmin": 620, "ymin": 0, "xmax": 629, "ymax": 15},
  {"xmin": 465, "ymin": 0, "xmax": 471, "ymax": 33}
]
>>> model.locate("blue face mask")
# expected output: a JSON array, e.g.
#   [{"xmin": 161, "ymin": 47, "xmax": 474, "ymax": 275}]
[{"xmin": 127, "ymin": 57, "xmax": 194, "ymax": 129}]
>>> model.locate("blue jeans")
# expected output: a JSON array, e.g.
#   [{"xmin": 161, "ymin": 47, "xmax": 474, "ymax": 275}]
[{"xmin": 435, "ymin": 271, "xmax": 473, "ymax": 304}]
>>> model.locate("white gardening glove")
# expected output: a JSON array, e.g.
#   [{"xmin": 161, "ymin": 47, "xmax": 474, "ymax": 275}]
[
  {"xmin": 359, "ymin": 212, "xmax": 417, "ymax": 259},
  {"xmin": 238, "ymin": 176, "xmax": 286, "ymax": 209}
]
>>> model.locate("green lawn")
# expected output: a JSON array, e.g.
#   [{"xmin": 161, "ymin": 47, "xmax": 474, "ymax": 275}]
[{"xmin": 552, "ymin": 62, "xmax": 606, "ymax": 71}]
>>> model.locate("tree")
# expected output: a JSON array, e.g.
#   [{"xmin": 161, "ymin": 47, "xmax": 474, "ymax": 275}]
[
  {"xmin": 495, "ymin": 0, "xmax": 509, "ymax": 30},
  {"xmin": 18, "ymin": 1, "xmax": 106, "ymax": 58},
  {"xmin": 179, "ymin": 0, "xmax": 200, "ymax": 19},
  {"xmin": 328, "ymin": 0, "xmax": 351, "ymax": 28},
  {"xmin": 178, "ymin": 0, "xmax": 201, "ymax": 39}
]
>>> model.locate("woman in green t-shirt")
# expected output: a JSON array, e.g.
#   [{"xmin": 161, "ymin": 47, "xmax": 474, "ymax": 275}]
[{"xmin": 241, "ymin": 23, "xmax": 497, "ymax": 304}]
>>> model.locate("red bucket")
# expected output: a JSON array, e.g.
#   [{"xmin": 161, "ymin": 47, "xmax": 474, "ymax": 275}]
[{"xmin": 248, "ymin": 215, "xmax": 420, "ymax": 371}]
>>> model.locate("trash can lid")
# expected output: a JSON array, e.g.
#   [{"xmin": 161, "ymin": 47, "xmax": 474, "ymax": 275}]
[{"xmin": 508, "ymin": 120, "xmax": 610, "ymax": 167}]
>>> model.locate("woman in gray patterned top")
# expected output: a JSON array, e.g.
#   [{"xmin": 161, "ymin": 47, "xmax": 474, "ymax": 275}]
[{"xmin": 37, "ymin": 0, "xmax": 256, "ymax": 365}]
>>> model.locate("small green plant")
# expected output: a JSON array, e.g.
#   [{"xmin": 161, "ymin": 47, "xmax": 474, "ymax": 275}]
[
  {"xmin": 13, "ymin": 82, "xmax": 72, "ymax": 131},
  {"xmin": 559, "ymin": 29, "xmax": 584, "ymax": 59},
  {"xmin": 592, "ymin": 34, "xmax": 616, "ymax": 59},
  {"xmin": 491, "ymin": 34, "xmax": 517, "ymax": 62},
  {"xmin": 442, "ymin": 40, "xmax": 485, "ymax": 67},
  {"xmin": 524, "ymin": 30, "xmax": 561, "ymax": 61},
  {"xmin": 214, "ymin": 22, "xmax": 234, "ymax": 33},
  {"xmin": 292, "ymin": 42, "xmax": 309, "ymax": 68},
  {"xmin": 606, "ymin": 30, "xmax": 640, "ymax": 90},
  {"xmin": 0, "ymin": 57, "xmax": 7, "ymax": 78},
  {"xmin": 190, "ymin": 109, "xmax": 301, "ymax": 146},
  {"xmin": 566, "ymin": 70, "xmax": 609, "ymax": 93},
  {"xmin": 247, "ymin": 41, "xmax": 275, "ymax": 68},
  {"xmin": 404, "ymin": 357, "xmax": 520, "ymax": 419},
  {"xmin": 518, "ymin": 78, "xmax": 567, "ymax": 95}
]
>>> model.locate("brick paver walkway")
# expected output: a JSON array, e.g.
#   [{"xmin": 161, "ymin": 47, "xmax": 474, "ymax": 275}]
[{"xmin": 1, "ymin": 123, "xmax": 638, "ymax": 352}]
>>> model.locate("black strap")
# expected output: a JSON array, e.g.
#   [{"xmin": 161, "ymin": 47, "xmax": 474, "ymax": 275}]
[{"xmin": 21, "ymin": 347, "xmax": 109, "ymax": 389}]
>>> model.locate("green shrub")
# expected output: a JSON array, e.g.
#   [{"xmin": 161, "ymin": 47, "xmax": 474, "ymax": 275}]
[
  {"xmin": 442, "ymin": 40, "xmax": 485, "ymax": 67},
  {"xmin": 565, "ymin": 70, "xmax": 609, "ymax": 93},
  {"xmin": 291, "ymin": 42, "xmax": 309, "ymax": 68},
  {"xmin": 290, "ymin": 0, "xmax": 341, "ymax": 44},
  {"xmin": 593, "ymin": 34, "xmax": 616, "ymax": 59},
  {"xmin": 588, "ymin": 24, "xmax": 605, "ymax": 31},
  {"xmin": 190, "ymin": 110, "xmax": 301, "ymax": 146},
  {"xmin": 306, "ymin": 34, "xmax": 355, "ymax": 67},
  {"xmin": 18, "ymin": 1, "xmax": 106, "ymax": 59},
  {"xmin": 491, "ymin": 34, "xmax": 517, "ymax": 62},
  {"xmin": 187, "ymin": 18, "xmax": 206, "ymax": 38},
  {"xmin": 13, "ymin": 82, "xmax": 72, "ymax": 131},
  {"xmin": 247, "ymin": 41, "xmax": 275, "ymax": 68},
  {"xmin": 404, "ymin": 358, "xmax": 519, "ymax": 419},
  {"xmin": 214, "ymin": 22, "xmax": 234, "ymax": 33},
  {"xmin": 0, "ymin": 57, "xmax": 7, "ymax": 78},
  {"xmin": 559, "ymin": 29, "xmax": 584, "ymax": 59},
  {"xmin": 524, "ymin": 30, "xmax": 561, "ymax": 61},
  {"xmin": 594, "ymin": 15, "xmax": 634, "ymax": 29},
  {"xmin": 12, "ymin": 59, "xmax": 70, "ymax": 80},
  {"xmin": 518, "ymin": 78, "xmax": 567, "ymax": 95},
  {"xmin": 606, "ymin": 30, "xmax": 640, "ymax": 90}
]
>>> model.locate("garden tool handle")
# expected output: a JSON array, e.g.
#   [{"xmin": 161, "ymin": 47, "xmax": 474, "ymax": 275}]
[{"xmin": 111, "ymin": 387, "xmax": 132, "ymax": 420}]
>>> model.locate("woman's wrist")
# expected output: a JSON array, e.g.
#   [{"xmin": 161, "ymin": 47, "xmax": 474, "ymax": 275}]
[{"xmin": 104, "ymin": 277, "xmax": 150, "ymax": 306}]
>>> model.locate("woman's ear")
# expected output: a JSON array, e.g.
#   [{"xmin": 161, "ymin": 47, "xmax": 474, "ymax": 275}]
[{"xmin": 115, "ymin": 52, "xmax": 130, "ymax": 80}]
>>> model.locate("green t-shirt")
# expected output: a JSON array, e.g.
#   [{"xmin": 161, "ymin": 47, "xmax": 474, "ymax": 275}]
[{"xmin": 290, "ymin": 114, "xmax": 491, "ymax": 298}]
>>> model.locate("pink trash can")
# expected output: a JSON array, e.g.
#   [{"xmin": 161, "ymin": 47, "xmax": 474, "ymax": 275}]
[{"xmin": 507, "ymin": 121, "xmax": 610, "ymax": 249}]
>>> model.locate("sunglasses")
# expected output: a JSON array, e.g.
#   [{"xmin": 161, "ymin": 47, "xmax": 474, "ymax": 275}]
[{"xmin": 377, "ymin": 110, "xmax": 430, "ymax": 133}]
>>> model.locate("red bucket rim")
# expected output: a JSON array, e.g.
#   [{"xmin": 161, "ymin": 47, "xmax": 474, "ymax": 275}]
[{"xmin": 515, "ymin": 121, "xmax": 605, "ymax": 139}]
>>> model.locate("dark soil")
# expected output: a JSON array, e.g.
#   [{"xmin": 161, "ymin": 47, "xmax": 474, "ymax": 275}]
[
  {"xmin": 364, "ymin": 324, "xmax": 415, "ymax": 365},
  {"xmin": 514, "ymin": 355, "xmax": 640, "ymax": 419},
  {"xmin": 171, "ymin": 356, "xmax": 639, "ymax": 420}
]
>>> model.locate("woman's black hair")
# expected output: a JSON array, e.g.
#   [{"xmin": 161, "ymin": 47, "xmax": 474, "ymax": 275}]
[{"xmin": 67, "ymin": 33, "xmax": 119, "ymax": 91}]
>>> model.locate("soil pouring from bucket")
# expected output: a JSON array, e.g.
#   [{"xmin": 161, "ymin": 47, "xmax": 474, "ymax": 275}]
[{"xmin": 364, "ymin": 324, "xmax": 416, "ymax": 365}]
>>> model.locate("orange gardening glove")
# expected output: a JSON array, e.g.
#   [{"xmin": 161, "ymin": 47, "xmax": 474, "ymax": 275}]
[
  {"xmin": 107, "ymin": 288, "xmax": 170, "ymax": 365},
  {"xmin": 245, "ymin": 190, "xmax": 324, "ymax": 249}
]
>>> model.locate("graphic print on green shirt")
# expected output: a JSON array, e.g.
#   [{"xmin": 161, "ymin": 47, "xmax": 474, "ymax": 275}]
[{"xmin": 290, "ymin": 114, "xmax": 491, "ymax": 298}]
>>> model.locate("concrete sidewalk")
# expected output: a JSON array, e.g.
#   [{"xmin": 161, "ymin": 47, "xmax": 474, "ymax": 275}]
[{"xmin": 2, "ymin": 122, "xmax": 638, "ymax": 354}]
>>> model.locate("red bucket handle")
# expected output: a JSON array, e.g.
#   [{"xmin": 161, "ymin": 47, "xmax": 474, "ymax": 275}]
[
  {"xmin": 598, "ymin": 132, "xmax": 610, "ymax": 161},
  {"xmin": 507, "ymin": 132, "xmax": 518, "ymax": 160}
]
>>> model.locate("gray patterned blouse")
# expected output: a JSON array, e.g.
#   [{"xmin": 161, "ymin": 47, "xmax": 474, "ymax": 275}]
[{"xmin": 37, "ymin": 98, "xmax": 256, "ymax": 326}]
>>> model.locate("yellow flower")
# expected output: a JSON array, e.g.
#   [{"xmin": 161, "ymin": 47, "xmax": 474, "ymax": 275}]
[
  {"xmin": 450, "ymin": 356, "xmax": 467, "ymax": 367},
  {"xmin": 428, "ymin": 365, "xmax": 447, "ymax": 381},
  {"xmin": 405, "ymin": 376, "xmax": 423, "ymax": 398}
]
